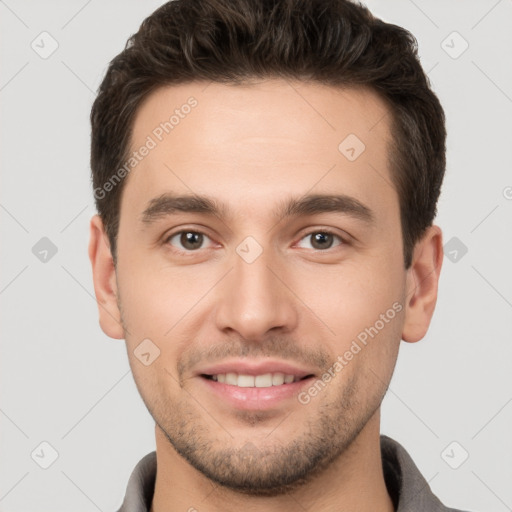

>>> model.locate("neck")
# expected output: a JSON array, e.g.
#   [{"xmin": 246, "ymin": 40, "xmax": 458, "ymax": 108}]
[{"xmin": 149, "ymin": 411, "xmax": 394, "ymax": 512}]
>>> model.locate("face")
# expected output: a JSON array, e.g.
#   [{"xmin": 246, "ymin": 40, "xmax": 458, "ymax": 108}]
[{"xmin": 90, "ymin": 79, "xmax": 439, "ymax": 496}]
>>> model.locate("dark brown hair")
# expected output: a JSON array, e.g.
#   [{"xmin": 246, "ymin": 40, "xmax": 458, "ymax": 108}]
[{"xmin": 90, "ymin": 0, "xmax": 446, "ymax": 269}]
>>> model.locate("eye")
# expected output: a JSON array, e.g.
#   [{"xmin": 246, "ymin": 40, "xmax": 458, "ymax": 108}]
[
  {"xmin": 163, "ymin": 228, "xmax": 347, "ymax": 254},
  {"xmin": 164, "ymin": 230, "xmax": 214, "ymax": 253},
  {"xmin": 296, "ymin": 229, "xmax": 345, "ymax": 251}
]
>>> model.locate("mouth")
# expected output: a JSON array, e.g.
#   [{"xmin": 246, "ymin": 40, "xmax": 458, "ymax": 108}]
[
  {"xmin": 195, "ymin": 358, "xmax": 316, "ymax": 411},
  {"xmin": 201, "ymin": 372, "xmax": 314, "ymax": 388},
  {"xmin": 195, "ymin": 360, "xmax": 317, "ymax": 410}
]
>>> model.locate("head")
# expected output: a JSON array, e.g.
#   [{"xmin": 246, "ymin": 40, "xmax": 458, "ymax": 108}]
[{"xmin": 89, "ymin": 0, "xmax": 445, "ymax": 496}]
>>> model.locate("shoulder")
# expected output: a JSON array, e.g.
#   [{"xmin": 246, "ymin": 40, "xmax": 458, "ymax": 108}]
[
  {"xmin": 380, "ymin": 435, "xmax": 477, "ymax": 512},
  {"xmin": 116, "ymin": 451, "xmax": 157, "ymax": 512}
]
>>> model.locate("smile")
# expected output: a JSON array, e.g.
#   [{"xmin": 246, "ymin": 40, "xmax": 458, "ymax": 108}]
[{"xmin": 202, "ymin": 372, "xmax": 312, "ymax": 387}]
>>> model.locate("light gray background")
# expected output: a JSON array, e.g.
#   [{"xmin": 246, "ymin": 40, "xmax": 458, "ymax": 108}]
[{"xmin": 1, "ymin": 1, "xmax": 511, "ymax": 511}]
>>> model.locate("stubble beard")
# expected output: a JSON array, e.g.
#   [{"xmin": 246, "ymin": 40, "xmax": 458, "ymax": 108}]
[{"xmin": 152, "ymin": 371, "xmax": 385, "ymax": 497}]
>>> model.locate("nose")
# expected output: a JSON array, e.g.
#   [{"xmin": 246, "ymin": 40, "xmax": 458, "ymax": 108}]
[{"xmin": 213, "ymin": 244, "xmax": 299, "ymax": 342}]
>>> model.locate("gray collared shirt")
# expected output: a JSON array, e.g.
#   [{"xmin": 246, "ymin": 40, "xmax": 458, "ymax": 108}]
[{"xmin": 116, "ymin": 435, "xmax": 473, "ymax": 512}]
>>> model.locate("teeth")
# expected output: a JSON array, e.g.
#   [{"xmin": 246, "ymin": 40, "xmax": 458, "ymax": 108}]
[
  {"xmin": 238, "ymin": 374, "xmax": 255, "ymax": 387},
  {"xmin": 225, "ymin": 373, "xmax": 237, "ymax": 385},
  {"xmin": 210, "ymin": 372, "xmax": 300, "ymax": 387},
  {"xmin": 255, "ymin": 373, "xmax": 273, "ymax": 387},
  {"xmin": 272, "ymin": 372, "xmax": 285, "ymax": 385}
]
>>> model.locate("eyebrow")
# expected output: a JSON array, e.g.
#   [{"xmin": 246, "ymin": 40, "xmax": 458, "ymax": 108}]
[{"xmin": 139, "ymin": 192, "xmax": 375, "ymax": 226}]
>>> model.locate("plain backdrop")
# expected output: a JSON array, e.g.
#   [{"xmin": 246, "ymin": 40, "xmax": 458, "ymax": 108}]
[{"xmin": 1, "ymin": 1, "xmax": 511, "ymax": 511}]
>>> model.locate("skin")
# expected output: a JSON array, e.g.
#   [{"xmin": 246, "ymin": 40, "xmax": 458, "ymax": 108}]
[{"xmin": 89, "ymin": 79, "xmax": 443, "ymax": 512}]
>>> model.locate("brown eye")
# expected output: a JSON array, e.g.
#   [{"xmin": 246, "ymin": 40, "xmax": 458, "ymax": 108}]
[
  {"xmin": 165, "ymin": 230, "xmax": 211, "ymax": 252},
  {"xmin": 296, "ymin": 230, "xmax": 344, "ymax": 251},
  {"xmin": 180, "ymin": 232, "xmax": 204, "ymax": 250}
]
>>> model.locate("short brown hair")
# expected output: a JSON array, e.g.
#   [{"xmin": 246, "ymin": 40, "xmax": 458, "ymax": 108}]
[{"xmin": 90, "ymin": 0, "xmax": 446, "ymax": 269}]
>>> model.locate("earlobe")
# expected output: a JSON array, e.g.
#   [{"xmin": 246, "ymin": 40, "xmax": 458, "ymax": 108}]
[
  {"xmin": 401, "ymin": 225, "xmax": 444, "ymax": 343},
  {"xmin": 88, "ymin": 214, "xmax": 125, "ymax": 340}
]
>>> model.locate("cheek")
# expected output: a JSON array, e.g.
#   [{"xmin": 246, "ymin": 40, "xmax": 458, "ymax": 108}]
[
  {"xmin": 127, "ymin": 354, "xmax": 183, "ymax": 420},
  {"xmin": 297, "ymin": 257, "xmax": 404, "ymax": 339},
  {"xmin": 294, "ymin": 256, "xmax": 405, "ymax": 390},
  {"xmin": 117, "ymin": 258, "xmax": 220, "ymax": 384},
  {"xmin": 117, "ymin": 250, "xmax": 208, "ymax": 338}
]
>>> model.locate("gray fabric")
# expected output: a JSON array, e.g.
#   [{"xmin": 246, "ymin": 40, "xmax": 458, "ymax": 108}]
[
  {"xmin": 117, "ymin": 450, "xmax": 156, "ymax": 512},
  {"xmin": 116, "ymin": 435, "xmax": 473, "ymax": 512}
]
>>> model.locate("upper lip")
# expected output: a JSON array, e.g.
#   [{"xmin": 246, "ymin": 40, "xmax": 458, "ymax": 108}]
[{"xmin": 196, "ymin": 359, "xmax": 316, "ymax": 379}]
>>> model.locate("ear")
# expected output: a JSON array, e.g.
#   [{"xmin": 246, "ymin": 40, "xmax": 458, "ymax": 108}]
[
  {"xmin": 88, "ymin": 214, "xmax": 124, "ymax": 339},
  {"xmin": 402, "ymin": 224, "xmax": 444, "ymax": 343}
]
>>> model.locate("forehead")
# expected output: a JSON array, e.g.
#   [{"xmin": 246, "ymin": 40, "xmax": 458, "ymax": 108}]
[{"xmin": 120, "ymin": 79, "xmax": 396, "ymax": 226}]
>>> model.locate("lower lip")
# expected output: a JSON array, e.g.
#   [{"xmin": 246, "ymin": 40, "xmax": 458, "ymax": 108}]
[{"xmin": 199, "ymin": 376, "xmax": 314, "ymax": 410}]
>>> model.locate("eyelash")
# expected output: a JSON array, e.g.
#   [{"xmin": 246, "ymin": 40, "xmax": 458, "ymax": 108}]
[{"xmin": 163, "ymin": 228, "xmax": 348, "ymax": 255}]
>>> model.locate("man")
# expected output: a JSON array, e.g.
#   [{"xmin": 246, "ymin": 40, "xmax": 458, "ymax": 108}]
[{"xmin": 88, "ymin": 0, "xmax": 473, "ymax": 510}]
